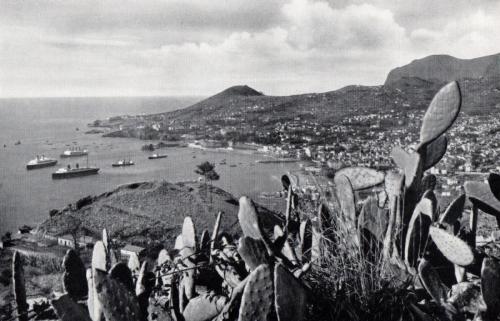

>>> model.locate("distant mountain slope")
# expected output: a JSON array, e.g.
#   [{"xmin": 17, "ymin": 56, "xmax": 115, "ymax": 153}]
[{"xmin": 385, "ymin": 53, "xmax": 500, "ymax": 85}]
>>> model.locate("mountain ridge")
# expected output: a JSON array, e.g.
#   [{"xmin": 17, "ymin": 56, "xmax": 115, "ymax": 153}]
[{"xmin": 385, "ymin": 53, "xmax": 500, "ymax": 85}]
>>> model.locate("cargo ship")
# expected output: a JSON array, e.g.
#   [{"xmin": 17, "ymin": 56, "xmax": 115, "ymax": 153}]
[
  {"xmin": 148, "ymin": 154, "xmax": 167, "ymax": 159},
  {"xmin": 26, "ymin": 155, "xmax": 58, "ymax": 170},
  {"xmin": 52, "ymin": 164, "xmax": 99, "ymax": 179},
  {"xmin": 60, "ymin": 147, "xmax": 88, "ymax": 158},
  {"xmin": 112, "ymin": 159, "xmax": 135, "ymax": 167}
]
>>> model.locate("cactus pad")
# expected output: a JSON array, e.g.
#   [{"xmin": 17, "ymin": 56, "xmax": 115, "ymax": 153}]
[
  {"xmin": 238, "ymin": 196, "xmax": 265, "ymax": 240},
  {"xmin": 299, "ymin": 219, "xmax": 312, "ymax": 263},
  {"xmin": 238, "ymin": 264, "xmax": 273, "ymax": 321},
  {"xmin": 175, "ymin": 234, "xmax": 184, "ymax": 250},
  {"xmin": 274, "ymin": 263, "xmax": 307, "ymax": 321},
  {"xmin": 157, "ymin": 249, "xmax": 171, "ymax": 266},
  {"xmin": 86, "ymin": 269, "xmax": 95, "ymax": 319},
  {"xmin": 419, "ymin": 135, "xmax": 448, "ymax": 170},
  {"xmin": 358, "ymin": 196, "xmax": 389, "ymax": 243},
  {"xmin": 200, "ymin": 229, "xmax": 211, "ymax": 252},
  {"xmin": 439, "ymin": 194, "xmax": 466, "ymax": 225},
  {"xmin": 465, "ymin": 181, "xmax": 500, "ymax": 216},
  {"xmin": 182, "ymin": 293, "xmax": 227, "ymax": 321},
  {"xmin": 384, "ymin": 171, "xmax": 405, "ymax": 197},
  {"xmin": 481, "ymin": 258, "xmax": 500, "ymax": 317},
  {"xmin": 109, "ymin": 262, "xmax": 134, "ymax": 292},
  {"xmin": 94, "ymin": 269, "xmax": 142, "ymax": 321},
  {"xmin": 488, "ymin": 172, "xmax": 500, "ymax": 201},
  {"xmin": 238, "ymin": 236, "xmax": 269, "ymax": 271},
  {"xmin": 404, "ymin": 200, "xmax": 432, "ymax": 268},
  {"xmin": 102, "ymin": 228, "xmax": 109, "ymax": 252},
  {"xmin": 12, "ymin": 251, "xmax": 28, "ymax": 321},
  {"xmin": 183, "ymin": 216, "xmax": 197, "ymax": 249},
  {"xmin": 51, "ymin": 293, "xmax": 92, "ymax": 321},
  {"xmin": 418, "ymin": 258, "xmax": 448, "ymax": 304},
  {"xmin": 429, "ymin": 226, "xmax": 474, "ymax": 266},
  {"xmin": 62, "ymin": 249, "xmax": 88, "ymax": 301},
  {"xmin": 334, "ymin": 166, "xmax": 385, "ymax": 190},
  {"xmin": 334, "ymin": 174, "xmax": 358, "ymax": 246},
  {"xmin": 127, "ymin": 253, "xmax": 141, "ymax": 276},
  {"xmin": 92, "ymin": 241, "xmax": 107, "ymax": 272},
  {"xmin": 419, "ymin": 81, "xmax": 461, "ymax": 147}
]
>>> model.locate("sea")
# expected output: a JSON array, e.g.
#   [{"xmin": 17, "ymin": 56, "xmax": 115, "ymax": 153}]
[{"xmin": 0, "ymin": 97, "xmax": 300, "ymax": 235}]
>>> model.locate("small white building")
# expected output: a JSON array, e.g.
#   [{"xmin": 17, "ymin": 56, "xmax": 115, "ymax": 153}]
[{"xmin": 58, "ymin": 235, "xmax": 75, "ymax": 248}]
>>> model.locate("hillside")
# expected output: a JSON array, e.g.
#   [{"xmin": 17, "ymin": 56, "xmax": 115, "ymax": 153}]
[
  {"xmin": 37, "ymin": 181, "xmax": 282, "ymax": 249},
  {"xmin": 385, "ymin": 53, "xmax": 500, "ymax": 85}
]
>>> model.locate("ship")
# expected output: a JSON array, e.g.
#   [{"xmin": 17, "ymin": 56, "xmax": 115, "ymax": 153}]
[
  {"xmin": 60, "ymin": 147, "xmax": 88, "ymax": 158},
  {"xmin": 52, "ymin": 164, "xmax": 99, "ymax": 179},
  {"xmin": 26, "ymin": 155, "xmax": 58, "ymax": 170},
  {"xmin": 148, "ymin": 154, "xmax": 167, "ymax": 159},
  {"xmin": 112, "ymin": 159, "xmax": 135, "ymax": 167}
]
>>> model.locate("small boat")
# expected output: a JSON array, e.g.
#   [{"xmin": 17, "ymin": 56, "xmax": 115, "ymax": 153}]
[
  {"xmin": 52, "ymin": 165, "xmax": 99, "ymax": 179},
  {"xmin": 112, "ymin": 159, "xmax": 135, "ymax": 167},
  {"xmin": 230, "ymin": 164, "xmax": 237, "ymax": 167},
  {"xmin": 60, "ymin": 147, "xmax": 88, "ymax": 158},
  {"xmin": 27, "ymin": 155, "xmax": 58, "ymax": 170},
  {"xmin": 148, "ymin": 154, "xmax": 167, "ymax": 160},
  {"xmin": 14, "ymin": 140, "xmax": 21, "ymax": 145}
]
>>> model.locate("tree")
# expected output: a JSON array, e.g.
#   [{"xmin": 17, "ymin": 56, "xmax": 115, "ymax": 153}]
[{"xmin": 195, "ymin": 161, "xmax": 220, "ymax": 202}]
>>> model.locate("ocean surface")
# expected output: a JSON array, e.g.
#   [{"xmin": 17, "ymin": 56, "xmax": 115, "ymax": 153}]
[{"xmin": 0, "ymin": 97, "xmax": 300, "ymax": 235}]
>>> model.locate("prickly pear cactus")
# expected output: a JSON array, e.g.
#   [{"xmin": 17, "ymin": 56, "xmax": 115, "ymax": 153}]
[
  {"xmin": 128, "ymin": 253, "xmax": 141, "ymax": 276},
  {"xmin": 86, "ymin": 269, "xmax": 95, "ymax": 320},
  {"xmin": 182, "ymin": 293, "xmax": 227, "ymax": 321},
  {"xmin": 419, "ymin": 135, "xmax": 448, "ymax": 170},
  {"xmin": 182, "ymin": 216, "xmax": 197, "ymax": 249},
  {"xmin": 238, "ymin": 196, "xmax": 265, "ymax": 240},
  {"xmin": 334, "ymin": 166, "xmax": 385, "ymax": 190},
  {"xmin": 92, "ymin": 241, "xmax": 108, "ymax": 272},
  {"xmin": 429, "ymin": 226, "xmax": 474, "ymax": 266},
  {"xmin": 238, "ymin": 236, "xmax": 269, "ymax": 271},
  {"xmin": 238, "ymin": 264, "xmax": 273, "ymax": 321},
  {"xmin": 51, "ymin": 293, "xmax": 92, "ymax": 321},
  {"xmin": 274, "ymin": 263, "xmax": 307, "ymax": 321},
  {"xmin": 439, "ymin": 194, "xmax": 466, "ymax": 225},
  {"xmin": 12, "ymin": 251, "xmax": 28, "ymax": 321},
  {"xmin": 62, "ymin": 249, "xmax": 88, "ymax": 301},
  {"xmin": 481, "ymin": 258, "xmax": 500, "ymax": 318},
  {"xmin": 136, "ymin": 261, "xmax": 153, "ymax": 321},
  {"xmin": 102, "ymin": 228, "xmax": 109, "ymax": 252},
  {"xmin": 334, "ymin": 174, "xmax": 359, "ymax": 248},
  {"xmin": 94, "ymin": 269, "xmax": 142, "ymax": 321},
  {"xmin": 404, "ymin": 199, "xmax": 432, "ymax": 269},
  {"xmin": 157, "ymin": 249, "xmax": 171, "ymax": 266},
  {"xmin": 200, "ymin": 229, "xmax": 211, "ymax": 252},
  {"xmin": 175, "ymin": 234, "xmax": 184, "ymax": 250},
  {"xmin": 418, "ymin": 81, "xmax": 461, "ymax": 147},
  {"xmin": 418, "ymin": 258, "xmax": 448, "ymax": 304},
  {"xmin": 298, "ymin": 219, "xmax": 312, "ymax": 263},
  {"xmin": 91, "ymin": 240, "xmax": 108, "ymax": 321},
  {"xmin": 109, "ymin": 262, "xmax": 134, "ymax": 292},
  {"xmin": 274, "ymin": 225, "xmax": 298, "ymax": 264},
  {"xmin": 488, "ymin": 173, "xmax": 500, "ymax": 201},
  {"xmin": 465, "ymin": 181, "xmax": 500, "ymax": 217}
]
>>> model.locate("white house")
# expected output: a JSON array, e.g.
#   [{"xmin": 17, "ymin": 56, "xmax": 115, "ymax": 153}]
[{"xmin": 120, "ymin": 244, "xmax": 145, "ymax": 258}]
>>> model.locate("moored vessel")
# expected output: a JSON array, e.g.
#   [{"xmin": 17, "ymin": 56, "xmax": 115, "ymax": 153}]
[
  {"xmin": 52, "ymin": 164, "xmax": 99, "ymax": 179},
  {"xmin": 26, "ymin": 155, "xmax": 58, "ymax": 170},
  {"xmin": 60, "ymin": 147, "xmax": 88, "ymax": 158},
  {"xmin": 148, "ymin": 154, "xmax": 167, "ymax": 159},
  {"xmin": 112, "ymin": 159, "xmax": 135, "ymax": 167}
]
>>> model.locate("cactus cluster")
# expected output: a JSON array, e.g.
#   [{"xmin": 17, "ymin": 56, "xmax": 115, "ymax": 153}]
[{"xmin": 10, "ymin": 81, "xmax": 500, "ymax": 321}]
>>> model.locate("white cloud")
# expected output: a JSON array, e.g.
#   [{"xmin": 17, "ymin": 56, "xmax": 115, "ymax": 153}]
[{"xmin": 1, "ymin": 0, "xmax": 500, "ymax": 97}]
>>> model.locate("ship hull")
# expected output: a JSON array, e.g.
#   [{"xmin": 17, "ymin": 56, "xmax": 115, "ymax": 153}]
[
  {"xmin": 26, "ymin": 160, "xmax": 58, "ymax": 170},
  {"xmin": 148, "ymin": 155, "xmax": 167, "ymax": 159},
  {"xmin": 60, "ymin": 153, "xmax": 88, "ymax": 158},
  {"xmin": 112, "ymin": 163, "xmax": 134, "ymax": 167},
  {"xmin": 52, "ymin": 168, "xmax": 99, "ymax": 179}
]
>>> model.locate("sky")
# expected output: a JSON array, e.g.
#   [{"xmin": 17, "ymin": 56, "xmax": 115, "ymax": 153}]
[{"xmin": 1, "ymin": 0, "xmax": 500, "ymax": 97}]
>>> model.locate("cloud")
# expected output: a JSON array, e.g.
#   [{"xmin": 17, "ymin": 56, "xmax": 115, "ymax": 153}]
[{"xmin": 1, "ymin": 0, "xmax": 500, "ymax": 97}]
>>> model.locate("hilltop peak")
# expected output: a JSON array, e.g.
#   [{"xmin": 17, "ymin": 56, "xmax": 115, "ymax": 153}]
[
  {"xmin": 385, "ymin": 53, "xmax": 500, "ymax": 85},
  {"xmin": 214, "ymin": 85, "xmax": 263, "ymax": 98}
]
